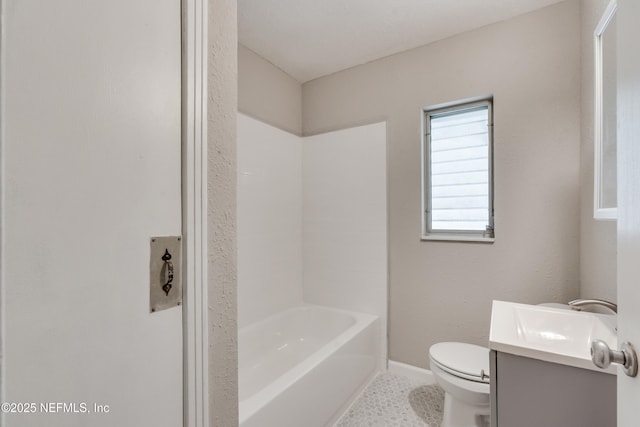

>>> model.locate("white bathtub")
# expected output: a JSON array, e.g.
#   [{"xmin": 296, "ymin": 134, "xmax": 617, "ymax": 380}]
[{"xmin": 238, "ymin": 305, "xmax": 381, "ymax": 427}]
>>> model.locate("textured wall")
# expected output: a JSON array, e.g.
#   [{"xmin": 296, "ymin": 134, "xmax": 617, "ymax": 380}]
[
  {"xmin": 302, "ymin": 1, "xmax": 582, "ymax": 368},
  {"xmin": 208, "ymin": 0, "xmax": 239, "ymax": 424},
  {"xmin": 239, "ymin": 44, "xmax": 303, "ymax": 135},
  {"xmin": 579, "ymin": 0, "xmax": 617, "ymax": 302}
]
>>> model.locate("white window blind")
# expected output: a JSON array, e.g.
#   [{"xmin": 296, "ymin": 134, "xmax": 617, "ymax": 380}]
[{"xmin": 423, "ymin": 99, "xmax": 494, "ymax": 240}]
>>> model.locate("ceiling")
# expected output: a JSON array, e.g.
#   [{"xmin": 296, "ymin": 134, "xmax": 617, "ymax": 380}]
[{"xmin": 238, "ymin": 0, "xmax": 565, "ymax": 83}]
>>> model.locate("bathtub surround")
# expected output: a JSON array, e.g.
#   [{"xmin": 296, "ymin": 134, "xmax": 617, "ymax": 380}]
[
  {"xmin": 237, "ymin": 113, "xmax": 387, "ymax": 340},
  {"xmin": 302, "ymin": 1, "xmax": 581, "ymax": 368},
  {"xmin": 302, "ymin": 123, "xmax": 388, "ymax": 332},
  {"xmin": 237, "ymin": 115, "xmax": 303, "ymax": 327}
]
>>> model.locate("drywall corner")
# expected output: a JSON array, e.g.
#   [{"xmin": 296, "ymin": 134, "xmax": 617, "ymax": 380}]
[
  {"xmin": 239, "ymin": 44, "xmax": 303, "ymax": 136},
  {"xmin": 208, "ymin": 0, "xmax": 239, "ymax": 425}
]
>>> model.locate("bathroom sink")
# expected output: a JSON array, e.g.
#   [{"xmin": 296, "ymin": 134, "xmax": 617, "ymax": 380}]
[{"xmin": 489, "ymin": 300, "xmax": 617, "ymax": 374}]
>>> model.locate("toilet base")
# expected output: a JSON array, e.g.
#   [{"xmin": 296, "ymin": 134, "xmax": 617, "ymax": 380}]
[{"xmin": 441, "ymin": 391, "xmax": 490, "ymax": 427}]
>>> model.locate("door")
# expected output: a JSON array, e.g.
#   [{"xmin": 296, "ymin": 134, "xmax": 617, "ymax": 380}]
[
  {"xmin": 2, "ymin": 0, "xmax": 183, "ymax": 426},
  {"xmin": 617, "ymin": 0, "xmax": 640, "ymax": 425}
]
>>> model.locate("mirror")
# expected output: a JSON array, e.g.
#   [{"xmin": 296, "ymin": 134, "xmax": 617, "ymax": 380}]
[{"xmin": 594, "ymin": 0, "xmax": 617, "ymax": 220}]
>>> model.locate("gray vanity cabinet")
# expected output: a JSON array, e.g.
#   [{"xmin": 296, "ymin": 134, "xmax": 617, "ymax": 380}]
[{"xmin": 490, "ymin": 350, "xmax": 616, "ymax": 427}]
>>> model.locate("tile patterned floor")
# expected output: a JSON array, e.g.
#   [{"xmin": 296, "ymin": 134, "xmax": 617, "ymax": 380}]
[{"xmin": 335, "ymin": 372, "xmax": 445, "ymax": 427}]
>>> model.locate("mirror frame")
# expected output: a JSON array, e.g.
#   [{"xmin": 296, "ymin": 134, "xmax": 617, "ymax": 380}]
[{"xmin": 594, "ymin": 0, "xmax": 618, "ymax": 220}]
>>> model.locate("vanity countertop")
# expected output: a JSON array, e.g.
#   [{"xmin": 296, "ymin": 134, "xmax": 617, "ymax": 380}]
[{"xmin": 489, "ymin": 300, "xmax": 617, "ymax": 374}]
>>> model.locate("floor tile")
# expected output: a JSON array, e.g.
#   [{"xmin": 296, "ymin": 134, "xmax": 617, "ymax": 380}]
[{"xmin": 335, "ymin": 372, "xmax": 444, "ymax": 427}]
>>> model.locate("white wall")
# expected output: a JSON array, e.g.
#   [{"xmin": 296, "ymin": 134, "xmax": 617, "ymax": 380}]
[
  {"xmin": 302, "ymin": 1, "xmax": 581, "ymax": 368},
  {"xmin": 237, "ymin": 113, "xmax": 303, "ymax": 327},
  {"xmin": 237, "ymin": 116, "xmax": 388, "ymax": 346},
  {"xmin": 302, "ymin": 123, "xmax": 388, "ymax": 358}
]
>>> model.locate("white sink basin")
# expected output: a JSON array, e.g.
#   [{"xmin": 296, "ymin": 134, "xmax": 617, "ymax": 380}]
[{"xmin": 489, "ymin": 300, "xmax": 617, "ymax": 374}]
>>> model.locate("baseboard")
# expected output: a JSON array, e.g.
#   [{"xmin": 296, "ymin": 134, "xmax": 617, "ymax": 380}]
[{"xmin": 388, "ymin": 360, "xmax": 435, "ymax": 384}]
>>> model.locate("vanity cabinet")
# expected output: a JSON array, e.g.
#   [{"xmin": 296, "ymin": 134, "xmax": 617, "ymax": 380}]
[{"xmin": 490, "ymin": 350, "xmax": 616, "ymax": 427}]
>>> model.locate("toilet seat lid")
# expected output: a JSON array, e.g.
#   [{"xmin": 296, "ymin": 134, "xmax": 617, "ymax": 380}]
[{"xmin": 429, "ymin": 342, "xmax": 490, "ymax": 383}]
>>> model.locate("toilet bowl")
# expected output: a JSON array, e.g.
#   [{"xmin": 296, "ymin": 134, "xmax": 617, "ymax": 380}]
[{"xmin": 429, "ymin": 342, "xmax": 490, "ymax": 427}]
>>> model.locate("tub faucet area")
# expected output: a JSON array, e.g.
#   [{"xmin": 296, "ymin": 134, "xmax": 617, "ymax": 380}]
[{"xmin": 568, "ymin": 299, "xmax": 617, "ymax": 314}]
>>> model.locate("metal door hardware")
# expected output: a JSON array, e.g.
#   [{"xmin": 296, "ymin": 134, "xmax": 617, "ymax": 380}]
[
  {"xmin": 150, "ymin": 236, "xmax": 182, "ymax": 313},
  {"xmin": 591, "ymin": 339, "xmax": 638, "ymax": 377},
  {"xmin": 161, "ymin": 249, "xmax": 174, "ymax": 296}
]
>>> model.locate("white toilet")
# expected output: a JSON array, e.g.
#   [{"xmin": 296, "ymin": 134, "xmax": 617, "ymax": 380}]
[{"xmin": 429, "ymin": 342, "xmax": 490, "ymax": 427}]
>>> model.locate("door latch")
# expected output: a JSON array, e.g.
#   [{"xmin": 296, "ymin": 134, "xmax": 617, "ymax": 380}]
[
  {"xmin": 161, "ymin": 249, "xmax": 174, "ymax": 296},
  {"xmin": 150, "ymin": 236, "xmax": 182, "ymax": 313}
]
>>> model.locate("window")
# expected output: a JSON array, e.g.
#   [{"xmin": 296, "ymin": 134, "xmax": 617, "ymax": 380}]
[{"xmin": 422, "ymin": 98, "xmax": 494, "ymax": 242}]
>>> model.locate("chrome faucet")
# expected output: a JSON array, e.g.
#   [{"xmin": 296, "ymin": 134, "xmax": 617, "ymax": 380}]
[{"xmin": 568, "ymin": 298, "xmax": 617, "ymax": 314}]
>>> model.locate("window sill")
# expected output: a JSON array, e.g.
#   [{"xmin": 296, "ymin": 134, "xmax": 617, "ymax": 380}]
[{"xmin": 421, "ymin": 234, "xmax": 495, "ymax": 243}]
